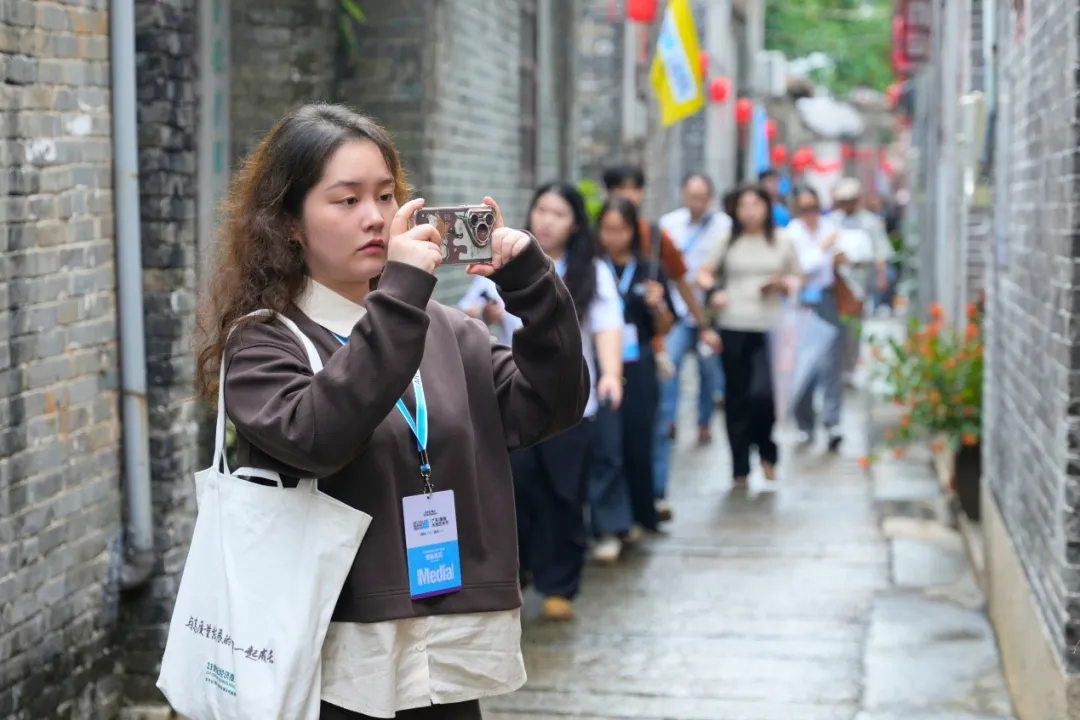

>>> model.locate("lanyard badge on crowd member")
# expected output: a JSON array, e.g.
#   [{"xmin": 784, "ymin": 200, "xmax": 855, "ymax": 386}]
[
  {"xmin": 605, "ymin": 258, "xmax": 641, "ymax": 364},
  {"xmin": 333, "ymin": 333, "xmax": 462, "ymax": 600}
]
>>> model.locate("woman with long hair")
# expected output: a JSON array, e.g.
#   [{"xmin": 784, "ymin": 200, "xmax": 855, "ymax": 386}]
[
  {"xmin": 511, "ymin": 181, "xmax": 624, "ymax": 620},
  {"xmin": 589, "ymin": 197, "xmax": 675, "ymax": 563},
  {"xmin": 193, "ymin": 103, "xmax": 589, "ymax": 719},
  {"xmin": 697, "ymin": 185, "xmax": 802, "ymax": 489}
]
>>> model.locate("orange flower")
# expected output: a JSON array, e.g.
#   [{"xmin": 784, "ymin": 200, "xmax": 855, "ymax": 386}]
[
  {"xmin": 961, "ymin": 432, "xmax": 978, "ymax": 446},
  {"xmin": 929, "ymin": 302, "xmax": 944, "ymax": 320},
  {"xmin": 966, "ymin": 303, "xmax": 978, "ymax": 318},
  {"xmin": 944, "ymin": 358, "xmax": 957, "ymax": 369},
  {"xmin": 900, "ymin": 414, "xmax": 911, "ymax": 428},
  {"xmin": 892, "ymin": 446, "xmax": 905, "ymax": 458},
  {"xmin": 931, "ymin": 439, "xmax": 945, "ymax": 453},
  {"xmin": 965, "ymin": 323, "xmax": 979, "ymax": 340},
  {"xmin": 858, "ymin": 456, "xmax": 871, "ymax": 470},
  {"xmin": 951, "ymin": 394, "xmax": 964, "ymax": 404}
]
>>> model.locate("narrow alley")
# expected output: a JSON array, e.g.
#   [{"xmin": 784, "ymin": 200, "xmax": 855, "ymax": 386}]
[{"xmin": 486, "ymin": 320, "xmax": 1015, "ymax": 720}]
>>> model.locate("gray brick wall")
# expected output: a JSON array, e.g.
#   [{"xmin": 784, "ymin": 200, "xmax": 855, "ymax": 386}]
[
  {"xmin": 230, "ymin": 0, "xmax": 337, "ymax": 162},
  {"xmin": 575, "ymin": 0, "xmax": 626, "ymax": 184},
  {"xmin": 983, "ymin": 0, "xmax": 1080, "ymax": 672},
  {"xmin": 0, "ymin": 1, "xmax": 125, "ymax": 718},
  {"xmin": 117, "ymin": 0, "xmax": 202, "ymax": 704}
]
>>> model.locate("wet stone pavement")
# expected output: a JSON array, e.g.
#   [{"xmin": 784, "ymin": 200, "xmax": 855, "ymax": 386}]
[{"xmin": 484, "ymin": 318, "xmax": 1016, "ymax": 720}]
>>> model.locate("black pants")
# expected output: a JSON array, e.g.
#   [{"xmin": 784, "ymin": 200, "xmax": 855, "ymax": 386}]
[
  {"xmin": 321, "ymin": 700, "xmax": 481, "ymax": 719},
  {"xmin": 623, "ymin": 354, "xmax": 660, "ymax": 530},
  {"xmin": 512, "ymin": 418, "xmax": 595, "ymax": 599},
  {"xmin": 719, "ymin": 329, "xmax": 777, "ymax": 478}
]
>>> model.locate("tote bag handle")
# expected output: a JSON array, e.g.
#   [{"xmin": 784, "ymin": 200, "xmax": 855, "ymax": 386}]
[{"xmin": 211, "ymin": 310, "xmax": 325, "ymax": 477}]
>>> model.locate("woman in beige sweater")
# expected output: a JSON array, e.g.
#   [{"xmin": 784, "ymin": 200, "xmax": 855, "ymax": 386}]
[{"xmin": 697, "ymin": 186, "xmax": 801, "ymax": 488}]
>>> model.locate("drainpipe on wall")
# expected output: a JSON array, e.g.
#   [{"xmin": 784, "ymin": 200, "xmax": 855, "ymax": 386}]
[{"xmin": 111, "ymin": 0, "xmax": 156, "ymax": 590}]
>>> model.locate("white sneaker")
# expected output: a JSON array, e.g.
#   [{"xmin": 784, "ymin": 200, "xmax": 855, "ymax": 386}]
[
  {"xmin": 796, "ymin": 430, "xmax": 813, "ymax": 447},
  {"xmin": 592, "ymin": 535, "xmax": 622, "ymax": 564}
]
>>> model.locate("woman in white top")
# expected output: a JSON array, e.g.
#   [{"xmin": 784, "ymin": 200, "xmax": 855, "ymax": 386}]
[
  {"xmin": 698, "ymin": 185, "xmax": 802, "ymax": 488},
  {"xmin": 510, "ymin": 181, "xmax": 624, "ymax": 621},
  {"xmin": 786, "ymin": 187, "xmax": 845, "ymax": 450}
]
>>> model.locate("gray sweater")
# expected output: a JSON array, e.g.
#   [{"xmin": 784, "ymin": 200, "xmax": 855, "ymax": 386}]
[{"xmin": 703, "ymin": 230, "xmax": 801, "ymax": 332}]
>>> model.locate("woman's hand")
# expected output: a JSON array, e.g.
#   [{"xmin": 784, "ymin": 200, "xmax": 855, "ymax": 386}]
[
  {"xmin": 643, "ymin": 280, "xmax": 665, "ymax": 309},
  {"xmin": 700, "ymin": 327, "xmax": 722, "ymax": 352},
  {"xmin": 597, "ymin": 373, "xmax": 624, "ymax": 410},
  {"xmin": 709, "ymin": 290, "xmax": 729, "ymax": 311},
  {"xmin": 819, "ymin": 230, "xmax": 839, "ymax": 251},
  {"xmin": 481, "ymin": 301, "xmax": 505, "ymax": 324},
  {"xmin": 467, "ymin": 196, "xmax": 533, "ymax": 277},
  {"xmin": 388, "ymin": 199, "xmax": 446, "ymax": 274}
]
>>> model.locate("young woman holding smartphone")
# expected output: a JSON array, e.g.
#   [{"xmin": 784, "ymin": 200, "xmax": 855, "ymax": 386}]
[{"xmin": 194, "ymin": 103, "xmax": 589, "ymax": 719}]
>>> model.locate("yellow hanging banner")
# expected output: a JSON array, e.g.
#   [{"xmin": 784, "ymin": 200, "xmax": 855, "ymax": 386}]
[{"xmin": 649, "ymin": 0, "xmax": 706, "ymax": 127}]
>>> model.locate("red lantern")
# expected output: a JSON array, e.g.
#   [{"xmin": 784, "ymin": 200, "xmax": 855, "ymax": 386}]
[
  {"xmin": 771, "ymin": 145, "xmax": 788, "ymax": 166},
  {"xmin": 765, "ymin": 119, "xmax": 777, "ymax": 142},
  {"xmin": 734, "ymin": 98, "xmax": 753, "ymax": 124},
  {"xmin": 627, "ymin": 0, "xmax": 657, "ymax": 23},
  {"xmin": 708, "ymin": 77, "xmax": 731, "ymax": 104},
  {"xmin": 699, "ymin": 50, "xmax": 710, "ymax": 77},
  {"xmin": 792, "ymin": 147, "xmax": 815, "ymax": 172}
]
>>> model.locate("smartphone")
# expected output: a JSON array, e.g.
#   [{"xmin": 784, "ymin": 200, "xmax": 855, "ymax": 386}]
[{"xmin": 412, "ymin": 205, "xmax": 495, "ymax": 265}]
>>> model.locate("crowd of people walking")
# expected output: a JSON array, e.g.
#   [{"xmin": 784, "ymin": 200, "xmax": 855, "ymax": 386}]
[{"xmin": 460, "ymin": 162, "xmax": 899, "ymax": 622}]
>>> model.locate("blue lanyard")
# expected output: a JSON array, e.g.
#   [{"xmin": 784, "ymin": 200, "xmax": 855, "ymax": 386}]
[
  {"xmin": 682, "ymin": 215, "xmax": 712, "ymax": 254},
  {"xmin": 332, "ymin": 333, "xmax": 432, "ymax": 490},
  {"xmin": 605, "ymin": 258, "xmax": 637, "ymax": 297}
]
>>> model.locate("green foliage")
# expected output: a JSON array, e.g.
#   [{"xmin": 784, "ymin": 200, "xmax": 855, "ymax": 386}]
[
  {"xmin": 339, "ymin": 0, "xmax": 366, "ymax": 63},
  {"xmin": 765, "ymin": 0, "xmax": 894, "ymax": 96},
  {"xmin": 577, "ymin": 179, "xmax": 605, "ymax": 226}
]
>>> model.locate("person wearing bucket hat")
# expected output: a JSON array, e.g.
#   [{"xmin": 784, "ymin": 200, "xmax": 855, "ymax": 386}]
[{"xmin": 830, "ymin": 177, "xmax": 892, "ymax": 384}]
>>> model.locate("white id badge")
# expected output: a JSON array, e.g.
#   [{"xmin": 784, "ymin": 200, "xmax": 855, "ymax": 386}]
[
  {"xmin": 402, "ymin": 490, "xmax": 462, "ymax": 599},
  {"xmin": 622, "ymin": 323, "xmax": 641, "ymax": 363}
]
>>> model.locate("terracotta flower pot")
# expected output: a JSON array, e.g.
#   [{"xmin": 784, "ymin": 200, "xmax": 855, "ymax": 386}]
[{"xmin": 953, "ymin": 443, "xmax": 982, "ymax": 521}]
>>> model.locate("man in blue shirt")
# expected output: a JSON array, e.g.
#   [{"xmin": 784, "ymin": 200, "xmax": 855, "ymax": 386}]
[{"xmin": 759, "ymin": 168, "xmax": 791, "ymax": 227}]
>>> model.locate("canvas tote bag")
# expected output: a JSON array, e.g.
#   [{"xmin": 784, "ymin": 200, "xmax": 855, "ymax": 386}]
[{"xmin": 158, "ymin": 310, "xmax": 372, "ymax": 720}]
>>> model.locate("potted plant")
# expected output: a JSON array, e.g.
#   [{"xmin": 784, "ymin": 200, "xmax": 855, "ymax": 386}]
[{"xmin": 868, "ymin": 301, "xmax": 984, "ymax": 520}]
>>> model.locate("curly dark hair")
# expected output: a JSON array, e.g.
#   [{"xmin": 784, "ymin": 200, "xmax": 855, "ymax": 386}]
[{"xmin": 193, "ymin": 103, "xmax": 410, "ymax": 403}]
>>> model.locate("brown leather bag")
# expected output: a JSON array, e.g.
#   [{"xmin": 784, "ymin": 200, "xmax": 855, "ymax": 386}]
[{"xmin": 834, "ymin": 271, "xmax": 863, "ymax": 318}]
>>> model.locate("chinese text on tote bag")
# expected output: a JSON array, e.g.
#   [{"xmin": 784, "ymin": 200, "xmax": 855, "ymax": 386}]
[{"xmin": 157, "ymin": 311, "xmax": 372, "ymax": 720}]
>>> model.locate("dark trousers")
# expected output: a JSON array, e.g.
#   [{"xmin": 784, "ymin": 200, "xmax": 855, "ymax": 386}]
[
  {"xmin": 321, "ymin": 700, "xmax": 481, "ymax": 719},
  {"xmin": 512, "ymin": 418, "xmax": 596, "ymax": 599},
  {"xmin": 587, "ymin": 354, "xmax": 660, "ymax": 534},
  {"xmin": 623, "ymin": 354, "xmax": 660, "ymax": 530},
  {"xmin": 719, "ymin": 329, "xmax": 777, "ymax": 478}
]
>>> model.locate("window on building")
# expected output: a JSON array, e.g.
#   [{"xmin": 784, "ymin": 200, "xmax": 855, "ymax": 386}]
[{"xmin": 520, "ymin": 0, "xmax": 539, "ymax": 189}]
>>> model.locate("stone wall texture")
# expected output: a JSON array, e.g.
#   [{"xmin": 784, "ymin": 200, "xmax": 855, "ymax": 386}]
[
  {"xmin": 983, "ymin": 0, "xmax": 1080, "ymax": 673},
  {"xmin": 0, "ymin": 1, "xmax": 125, "ymax": 718}
]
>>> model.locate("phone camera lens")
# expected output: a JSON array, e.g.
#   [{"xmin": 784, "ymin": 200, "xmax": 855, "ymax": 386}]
[
  {"xmin": 484, "ymin": 212, "xmax": 495, "ymax": 225},
  {"xmin": 469, "ymin": 213, "xmax": 480, "ymax": 226},
  {"xmin": 476, "ymin": 224, "xmax": 490, "ymax": 244}
]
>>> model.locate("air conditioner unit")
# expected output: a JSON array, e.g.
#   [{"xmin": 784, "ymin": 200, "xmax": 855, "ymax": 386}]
[{"xmin": 755, "ymin": 50, "xmax": 787, "ymax": 98}]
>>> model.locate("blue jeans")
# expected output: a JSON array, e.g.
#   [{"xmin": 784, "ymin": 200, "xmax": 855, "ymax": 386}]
[{"xmin": 651, "ymin": 320, "xmax": 725, "ymax": 499}]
